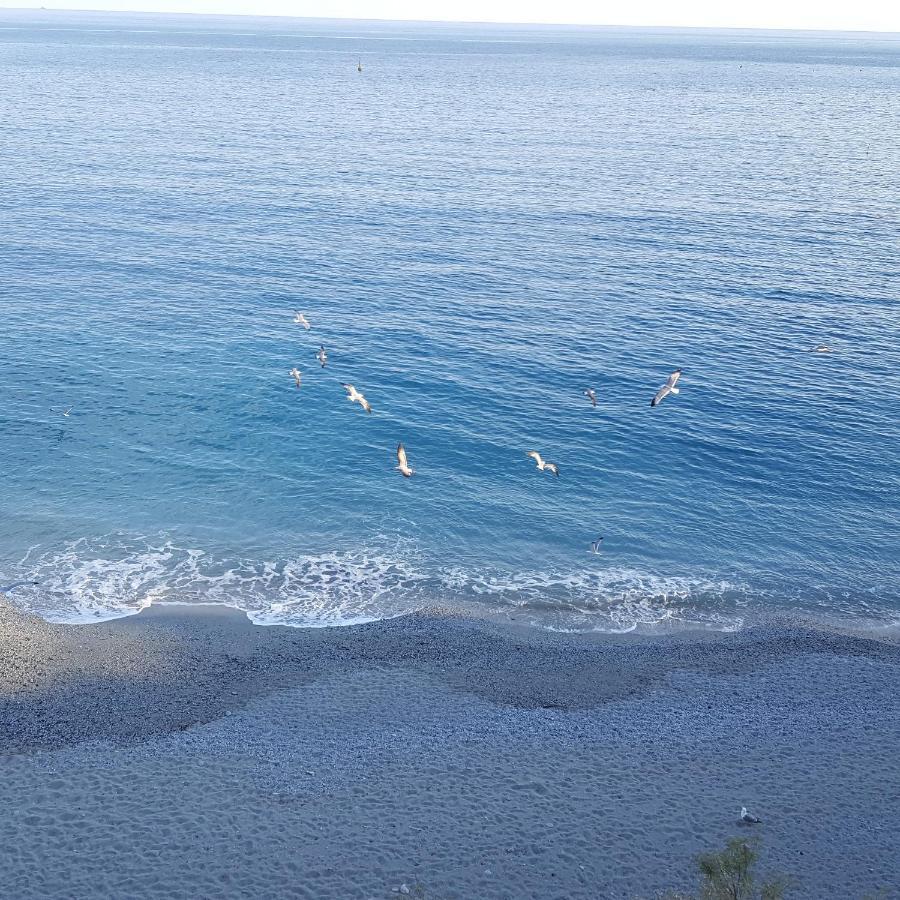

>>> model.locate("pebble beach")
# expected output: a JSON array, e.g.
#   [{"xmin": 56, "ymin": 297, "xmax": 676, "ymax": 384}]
[{"xmin": 1, "ymin": 599, "xmax": 898, "ymax": 899}]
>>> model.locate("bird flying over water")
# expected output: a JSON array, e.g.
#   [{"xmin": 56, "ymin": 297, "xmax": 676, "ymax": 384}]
[
  {"xmin": 584, "ymin": 389, "xmax": 598, "ymax": 407},
  {"xmin": 810, "ymin": 344, "xmax": 834, "ymax": 353},
  {"xmin": 289, "ymin": 368, "xmax": 302, "ymax": 389},
  {"xmin": 650, "ymin": 369, "xmax": 682, "ymax": 407},
  {"xmin": 51, "ymin": 406, "xmax": 73, "ymax": 417},
  {"xmin": 316, "ymin": 346, "xmax": 328, "ymax": 367},
  {"xmin": 740, "ymin": 806, "xmax": 762, "ymax": 825},
  {"xmin": 527, "ymin": 451, "xmax": 559, "ymax": 477},
  {"xmin": 396, "ymin": 442, "xmax": 414, "ymax": 477},
  {"xmin": 293, "ymin": 312, "xmax": 311, "ymax": 330},
  {"xmin": 342, "ymin": 383, "xmax": 372, "ymax": 413},
  {"xmin": 590, "ymin": 538, "xmax": 603, "ymax": 553}
]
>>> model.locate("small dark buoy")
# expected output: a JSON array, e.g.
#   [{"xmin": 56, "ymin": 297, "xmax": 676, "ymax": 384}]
[{"xmin": 357, "ymin": 59, "xmax": 363, "ymax": 73}]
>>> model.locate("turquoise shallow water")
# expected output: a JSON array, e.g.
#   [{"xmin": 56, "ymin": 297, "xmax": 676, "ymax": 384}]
[{"xmin": 1, "ymin": 12, "xmax": 899, "ymax": 631}]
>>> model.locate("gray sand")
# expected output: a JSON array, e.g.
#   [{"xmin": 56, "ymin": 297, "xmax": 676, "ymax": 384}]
[{"xmin": 1, "ymin": 599, "xmax": 898, "ymax": 899}]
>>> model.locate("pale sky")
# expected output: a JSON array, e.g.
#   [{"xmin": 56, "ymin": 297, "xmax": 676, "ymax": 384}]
[{"xmin": 5, "ymin": 0, "xmax": 900, "ymax": 32}]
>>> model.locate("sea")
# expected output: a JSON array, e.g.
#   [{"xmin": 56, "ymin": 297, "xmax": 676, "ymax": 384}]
[{"xmin": 1, "ymin": 10, "xmax": 898, "ymax": 633}]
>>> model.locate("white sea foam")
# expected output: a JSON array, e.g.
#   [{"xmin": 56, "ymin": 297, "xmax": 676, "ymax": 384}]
[
  {"xmin": 7, "ymin": 534, "xmax": 430, "ymax": 628},
  {"xmin": 1, "ymin": 532, "xmax": 767, "ymax": 633},
  {"xmin": 437, "ymin": 567, "xmax": 746, "ymax": 633}
]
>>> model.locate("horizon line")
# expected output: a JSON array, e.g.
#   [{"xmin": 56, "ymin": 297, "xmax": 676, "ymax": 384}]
[{"xmin": 4, "ymin": 6, "xmax": 900, "ymax": 36}]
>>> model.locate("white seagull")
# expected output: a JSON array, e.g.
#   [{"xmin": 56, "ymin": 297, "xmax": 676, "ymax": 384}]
[
  {"xmin": 316, "ymin": 346, "xmax": 328, "ymax": 368},
  {"xmin": 584, "ymin": 388, "xmax": 598, "ymax": 408},
  {"xmin": 527, "ymin": 451, "xmax": 559, "ymax": 477},
  {"xmin": 740, "ymin": 806, "xmax": 762, "ymax": 825},
  {"xmin": 289, "ymin": 368, "xmax": 302, "ymax": 389},
  {"xmin": 590, "ymin": 538, "xmax": 604, "ymax": 554},
  {"xmin": 651, "ymin": 369, "xmax": 682, "ymax": 407},
  {"xmin": 52, "ymin": 406, "xmax": 74, "ymax": 417},
  {"xmin": 810, "ymin": 344, "xmax": 834, "ymax": 353},
  {"xmin": 293, "ymin": 311, "xmax": 311, "ymax": 330},
  {"xmin": 396, "ymin": 442, "xmax": 414, "ymax": 477},
  {"xmin": 342, "ymin": 383, "xmax": 372, "ymax": 413}
]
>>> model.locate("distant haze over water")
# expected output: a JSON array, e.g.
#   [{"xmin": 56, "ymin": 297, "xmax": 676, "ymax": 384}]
[{"xmin": 1, "ymin": 11, "xmax": 898, "ymax": 632}]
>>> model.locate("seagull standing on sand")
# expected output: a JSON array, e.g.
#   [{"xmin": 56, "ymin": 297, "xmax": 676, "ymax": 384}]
[
  {"xmin": 527, "ymin": 451, "xmax": 559, "ymax": 477},
  {"xmin": 293, "ymin": 312, "xmax": 311, "ymax": 330},
  {"xmin": 289, "ymin": 368, "xmax": 302, "ymax": 389},
  {"xmin": 740, "ymin": 806, "xmax": 762, "ymax": 825},
  {"xmin": 396, "ymin": 442, "xmax": 414, "ymax": 477},
  {"xmin": 342, "ymin": 383, "xmax": 372, "ymax": 413},
  {"xmin": 316, "ymin": 346, "xmax": 328, "ymax": 368},
  {"xmin": 584, "ymin": 389, "xmax": 598, "ymax": 408},
  {"xmin": 650, "ymin": 369, "xmax": 682, "ymax": 407}
]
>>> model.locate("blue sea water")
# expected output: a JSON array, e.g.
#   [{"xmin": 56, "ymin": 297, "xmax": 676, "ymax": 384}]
[{"xmin": 1, "ymin": 11, "xmax": 899, "ymax": 632}]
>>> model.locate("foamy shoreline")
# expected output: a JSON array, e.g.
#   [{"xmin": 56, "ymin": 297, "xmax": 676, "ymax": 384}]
[{"xmin": 1, "ymin": 599, "xmax": 898, "ymax": 898}]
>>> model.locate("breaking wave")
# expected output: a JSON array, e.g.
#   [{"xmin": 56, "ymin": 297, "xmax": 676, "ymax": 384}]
[{"xmin": 0, "ymin": 531, "xmax": 822, "ymax": 634}]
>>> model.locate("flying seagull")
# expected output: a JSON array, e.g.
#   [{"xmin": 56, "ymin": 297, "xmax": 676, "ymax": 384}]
[
  {"xmin": 396, "ymin": 442, "xmax": 414, "ymax": 477},
  {"xmin": 590, "ymin": 538, "xmax": 604, "ymax": 554},
  {"xmin": 584, "ymin": 389, "xmax": 598, "ymax": 408},
  {"xmin": 810, "ymin": 344, "xmax": 834, "ymax": 353},
  {"xmin": 51, "ymin": 406, "xmax": 73, "ymax": 417},
  {"xmin": 650, "ymin": 369, "xmax": 682, "ymax": 407},
  {"xmin": 527, "ymin": 451, "xmax": 559, "ymax": 477},
  {"xmin": 316, "ymin": 346, "xmax": 328, "ymax": 368},
  {"xmin": 740, "ymin": 806, "xmax": 762, "ymax": 825},
  {"xmin": 289, "ymin": 368, "xmax": 302, "ymax": 389},
  {"xmin": 293, "ymin": 311, "xmax": 311, "ymax": 330},
  {"xmin": 342, "ymin": 383, "xmax": 372, "ymax": 413}
]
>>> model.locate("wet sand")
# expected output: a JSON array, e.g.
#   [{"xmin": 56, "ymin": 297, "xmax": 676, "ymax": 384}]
[{"xmin": 1, "ymin": 599, "xmax": 898, "ymax": 899}]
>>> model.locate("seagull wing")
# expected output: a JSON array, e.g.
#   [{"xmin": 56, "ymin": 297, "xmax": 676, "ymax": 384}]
[
  {"xmin": 345, "ymin": 385, "xmax": 368, "ymax": 407},
  {"xmin": 397, "ymin": 443, "xmax": 408, "ymax": 469},
  {"xmin": 527, "ymin": 451, "xmax": 543, "ymax": 466},
  {"xmin": 668, "ymin": 369, "xmax": 682, "ymax": 388},
  {"xmin": 651, "ymin": 385, "xmax": 670, "ymax": 407},
  {"xmin": 546, "ymin": 462, "xmax": 559, "ymax": 477}
]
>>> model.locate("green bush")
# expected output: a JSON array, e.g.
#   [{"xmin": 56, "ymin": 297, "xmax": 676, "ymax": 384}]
[{"xmin": 659, "ymin": 837, "xmax": 791, "ymax": 900}]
